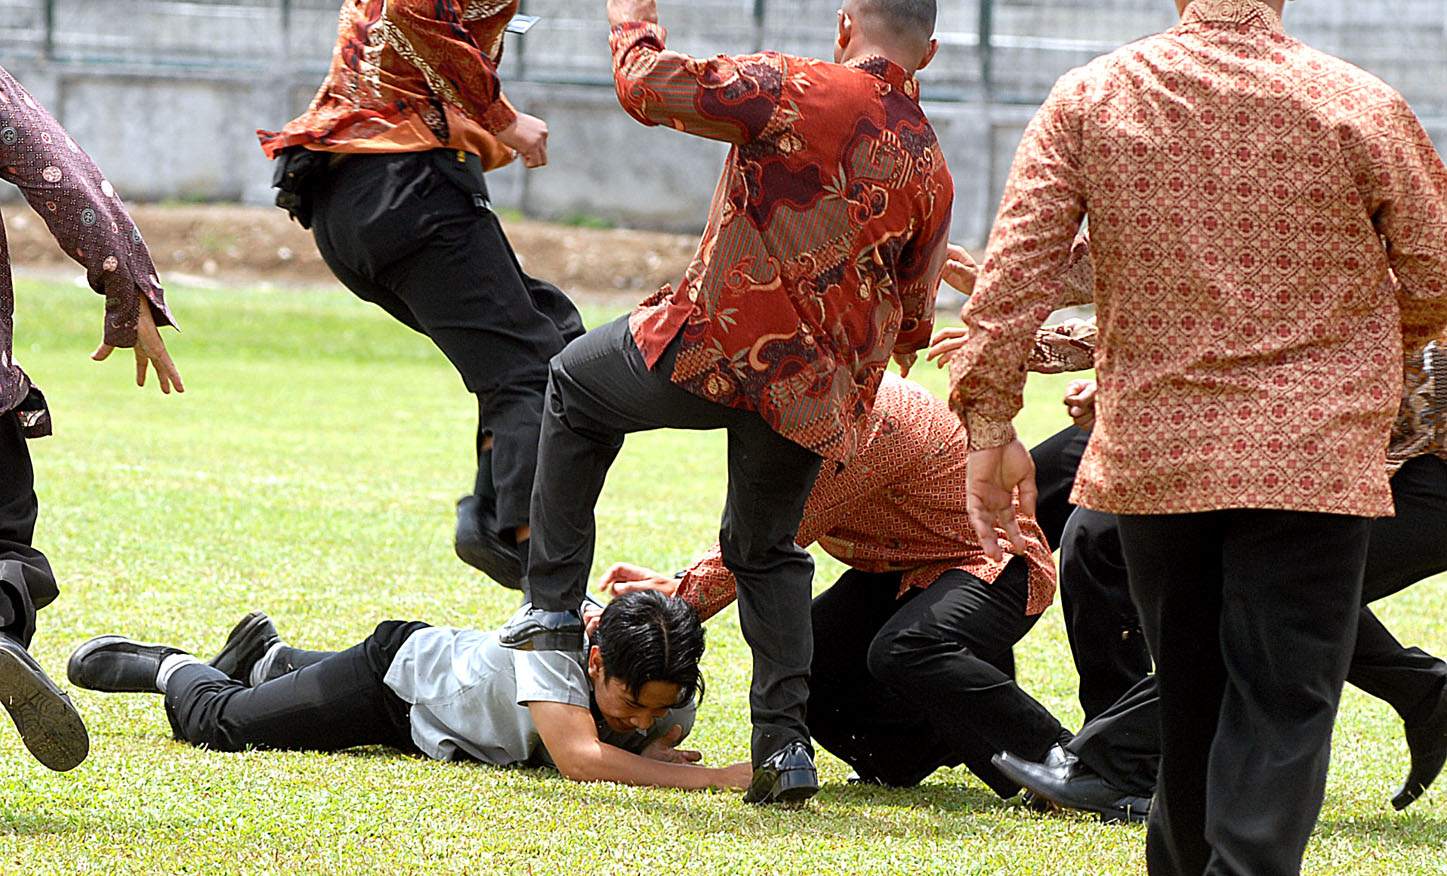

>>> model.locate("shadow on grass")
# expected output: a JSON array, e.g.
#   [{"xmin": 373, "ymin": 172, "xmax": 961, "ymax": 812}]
[
  {"xmin": 1316, "ymin": 809, "xmax": 1447, "ymax": 847},
  {"xmin": 0, "ymin": 812, "xmax": 93, "ymax": 837},
  {"xmin": 493, "ymin": 767, "xmax": 1104, "ymax": 837}
]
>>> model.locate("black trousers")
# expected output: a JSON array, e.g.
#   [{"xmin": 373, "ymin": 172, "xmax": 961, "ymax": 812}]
[
  {"xmin": 310, "ymin": 150, "xmax": 583, "ymax": 534},
  {"xmin": 524, "ymin": 315, "xmax": 823, "ymax": 765},
  {"xmin": 1072, "ymin": 455, "xmax": 1447, "ymax": 800},
  {"xmin": 0, "ymin": 411, "xmax": 56, "ymax": 648},
  {"xmin": 165, "ymin": 621, "xmax": 427, "ymax": 753},
  {"xmin": 806, "ymin": 564, "xmax": 1066, "ymax": 796},
  {"xmin": 1029, "ymin": 425, "xmax": 1090, "ymax": 552},
  {"xmin": 1121, "ymin": 510, "xmax": 1369, "ymax": 876},
  {"xmin": 1060, "ymin": 506, "xmax": 1155, "ymax": 720}
]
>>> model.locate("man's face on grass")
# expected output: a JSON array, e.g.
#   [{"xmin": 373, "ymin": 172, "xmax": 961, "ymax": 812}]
[{"xmin": 588, "ymin": 647, "xmax": 682, "ymax": 733}]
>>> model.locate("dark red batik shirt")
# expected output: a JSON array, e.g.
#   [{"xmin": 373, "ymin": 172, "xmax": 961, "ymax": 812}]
[
  {"xmin": 0, "ymin": 64, "xmax": 172, "ymax": 428},
  {"xmin": 612, "ymin": 22, "xmax": 954, "ymax": 463}
]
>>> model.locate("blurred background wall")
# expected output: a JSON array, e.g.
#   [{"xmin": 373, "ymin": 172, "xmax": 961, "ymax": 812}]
[{"xmin": 1, "ymin": 0, "xmax": 1443, "ymax": 246}]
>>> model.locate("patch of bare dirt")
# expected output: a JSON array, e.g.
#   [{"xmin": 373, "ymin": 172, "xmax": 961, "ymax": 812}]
[{"xmin": 2, "ymin": 202, "xmax": 698, "ymax": 306}]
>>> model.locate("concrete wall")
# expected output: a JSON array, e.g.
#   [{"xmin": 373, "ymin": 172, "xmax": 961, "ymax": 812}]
[{"xmin": 1, "ymin": 0, "xmax": 1445, "ymax": 248}]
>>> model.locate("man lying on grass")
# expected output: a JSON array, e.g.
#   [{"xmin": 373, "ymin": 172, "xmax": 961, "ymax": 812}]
[
  {"xmin": 601, "ymin": 371, "xmax": 1071, "ymax": 797},
  {"xmin": 65, "ymin": 590, "xmax": 750, "ymax": 791}
]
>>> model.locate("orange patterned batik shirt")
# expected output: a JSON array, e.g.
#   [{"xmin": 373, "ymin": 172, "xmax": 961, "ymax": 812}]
[
  {"xmin": 674, "ymin": 375, "xmax": 1056, "ymax": 622},
  {"xmin": 258, "ymin": 0, "xmax": 518, "ymax": 159},
  {"xmin": 612, "ymin": 22, "xmax": 954, "ymax": 464},
  {"xmin": 950, "ymin": 0, "xmax": 1447, "ymax": 517}
]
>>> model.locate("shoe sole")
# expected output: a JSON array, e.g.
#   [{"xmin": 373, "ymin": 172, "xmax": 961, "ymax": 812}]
[
  {"xmin": 1032, "ymin": 788, "xmax": 1149, "ymax": 824},
  {"xmin": 1097, "ymin": 805, "xmax": 1149, "ymax": 825},
  {"xmin": 0, "ymin": 646, "xmax": 89, "ymax": 772},
  {"xmin": 744, "ymin": 767, "xmax": 820, "ymax": 807}
]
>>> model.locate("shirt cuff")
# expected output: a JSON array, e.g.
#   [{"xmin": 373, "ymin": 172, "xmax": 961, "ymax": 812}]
[
  {"xmin": 609, "ymin": 21, "xmax": 667, "ymax": 58},
  {"xmin": 964, "ymin": 413, "xmax": 1017, "ymax": 451},
  {"xmin": 479, "ymin": 98, "xmax": 518, "ymax": 135}
]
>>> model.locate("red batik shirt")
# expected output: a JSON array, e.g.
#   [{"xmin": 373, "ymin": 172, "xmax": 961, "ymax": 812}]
[
  {"xmin": 258, "ymin": 0, "xmax": 518, "ymax": 159},
  {"xmin": 949, "ymin": 0, "xmax": 1447, "ymax": 516},
  {"xmin": 674, "ymin": 374, "xmax": 1056, "ymax": 621},
  {"xmin": 612, "ymin": 22, "xmax": 954, "ymax": 463},
  {"xmin": 0, "ymin": 65, "xmax": 172, "ymax": 428}
]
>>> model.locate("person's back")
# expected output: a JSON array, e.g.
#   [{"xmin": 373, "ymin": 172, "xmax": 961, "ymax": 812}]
[
  {"xmin": 1055, "ymin": 0, "xmax": 1446, "ymax": 516},
  {"xmin": 947, "ymin": 2, "xmax": 1447, "ymax": 873}
]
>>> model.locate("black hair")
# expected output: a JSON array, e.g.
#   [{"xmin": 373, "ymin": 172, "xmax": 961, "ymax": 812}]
[
  {"xmin": 852, "ymin": 0, "xmax": 937, "ymax": 43},
  {"xmin": 594, "ymin": 589, "xmax": 706, "ymax": 706}
]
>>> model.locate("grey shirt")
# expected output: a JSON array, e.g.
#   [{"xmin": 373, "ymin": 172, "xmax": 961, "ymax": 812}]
[{"xmin": 382, "ymin": 626, "xmax": 695, "ymax": 766}]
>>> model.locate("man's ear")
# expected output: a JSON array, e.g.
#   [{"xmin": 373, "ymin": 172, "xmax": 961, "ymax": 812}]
[
  {"xmin": 836, "ymin": 9, "xmax": 854, "ymax": 57},
  {"xmin": 587, "ymin": 645, "xmax": 603, "ymax": 677},
  {"xmin": 918, "ymin": 37, "xmax": 939, "ymax": 72}
]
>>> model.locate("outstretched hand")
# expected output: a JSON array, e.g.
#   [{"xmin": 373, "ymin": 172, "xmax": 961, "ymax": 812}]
[
  {"xmin": 91, "ymin": 297, "xmax": 184, "ymax": 394},
  {"xmin": 1064, "ymin": 378, "xmax": 1098, "ymax": 430},
  {"xmin": 598, "ymin": 562, "xmax": 680, "ymax": 598},
  {"xmin": 966, "ymin": 439, "xmax": 1038, "ymax": 561},
  {"xmin": 940, "ymin": 243, "xmax": 978, "ymax": 296},
  {"xmin": 925, "ymin": 325, "xmax": 968, "ymax": 368}
]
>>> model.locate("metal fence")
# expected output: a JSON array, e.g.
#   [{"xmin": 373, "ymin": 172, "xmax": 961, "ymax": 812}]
[{"xmin": 3, "ymin": 1, "xmax": 1443, "ymax": 112}]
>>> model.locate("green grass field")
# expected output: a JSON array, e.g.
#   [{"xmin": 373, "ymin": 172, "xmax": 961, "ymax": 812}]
[{"xmin": 0, "ymin": 277, "xmax": 1443, "ymax": 875}]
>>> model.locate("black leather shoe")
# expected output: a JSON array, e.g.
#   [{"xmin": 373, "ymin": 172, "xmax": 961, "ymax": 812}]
[
  {"xmin": 0, "ymin": 633, "xmax": 88, "ymax": 772},
  {"xmin": 455, "ymin": 495, "xmax": 524, "ymax": 590},
  {"xmin": 497, "ymin": 603, "xmax": 584, "ymax": 652},
  {"xmin": 1393, "ymin": 687, "xmax": 1447, "ymax": 810},
  {"xmin": 207, "ymin": 611, "xmax": 281, "ymax": 685},
  {"xmin": 992, "ymin": 748, "xmax": 1151, "ymax": 824},
  {"xmin": 743, "ymin": 740, "xmax": 819, "ymax": 806},
  {"xmin": 1012, "ymin": 743, "xmax": 1079, "ymax": 811},
  {"xmin": 67, "ymin": 635, "xmax": 185, "ymax": 694}
]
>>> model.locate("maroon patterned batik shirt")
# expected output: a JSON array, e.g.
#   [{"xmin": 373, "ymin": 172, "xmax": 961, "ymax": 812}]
[{"xmin": 0, "ymin": 65, "xmax": 171, "ymax": 426}]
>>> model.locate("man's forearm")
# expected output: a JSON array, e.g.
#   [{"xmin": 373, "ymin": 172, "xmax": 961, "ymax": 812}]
[{"xmin": 558, "ymin": 739, "xmax": 729, "ymax": 790}]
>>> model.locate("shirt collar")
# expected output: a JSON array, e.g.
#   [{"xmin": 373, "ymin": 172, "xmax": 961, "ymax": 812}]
[
  {"xmin": 845, "ymin": 55, "xmax": 920, "ymax": 102},
  {"xmin": 1179, "ymin": 0, "xmax": 1286, "ymax": 35}
]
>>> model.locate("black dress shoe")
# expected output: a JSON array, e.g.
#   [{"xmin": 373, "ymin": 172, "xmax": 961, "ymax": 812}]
[
  {"xmin": 455, "ymin": 495, "xmax": 524, "ymax": 590},
  {"xmin": 207, "ymin": 611, "xmax": 281, "ymax": 685},
  {"xmin": 0, "ymin": 633, "xmax": 89, "ymax": 772},
  {"xmin": 496, "ymin": 603, "xmax": 584, "ymax": 652},
  {"xmin": 67, "ymin": 635, "xmax": 185, "ymax": 694},
  {"xmin": 1393, "ymin": 687, "xmax": 1447, "ymax": 810},
  {"xmin": 992, "ymin": 749, "xmax": 1152, "ymax": 824},
  {"xmin": 743, "ymin": 740, "xmax": 820, "ymax": 806}
]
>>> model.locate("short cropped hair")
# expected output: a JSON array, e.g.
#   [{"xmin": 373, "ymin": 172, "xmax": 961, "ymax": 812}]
[
  {"xmin": 594, "ymin": 589, "xmax": 706, "ymax": 705},
  {"xmin": 852, "ymin": 0, "xmax": 937, "ymax": 42}
]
